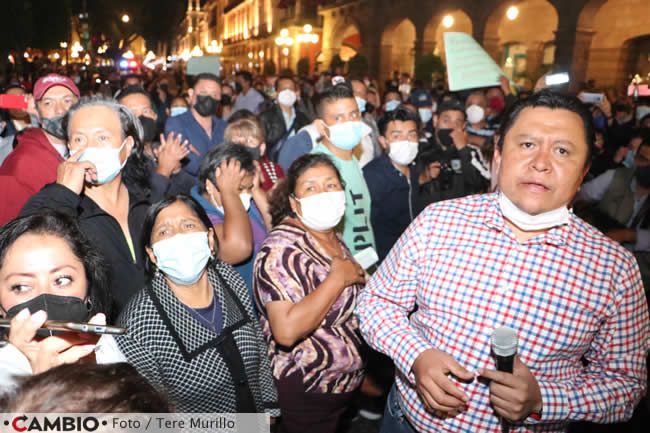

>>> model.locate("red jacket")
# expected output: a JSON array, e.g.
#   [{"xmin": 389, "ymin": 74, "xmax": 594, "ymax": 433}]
[{"xmin": 0, "ymin": 128, "xmax": 63, "ymax": 226}]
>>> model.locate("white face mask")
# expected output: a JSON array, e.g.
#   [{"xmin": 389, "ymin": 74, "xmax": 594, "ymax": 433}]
[
  {"xmin": 466, "ymin": 104, "xmax": 485, "ymax": 124},
  {"xmin": 78, "ymin": 141, "xmax": 128, "ymax": 185},
  {"xmin": 152, "ymin": 232, "xmax": 211, "ymax": 286},
  {"xmin": 388, "ymin": 140, "xmax": 418, "ymax": 166},
  {"xmin": 210, "ymin": 192, "xmax": 252, "ymax": 213},
  {"xmin": 295, "ymin": 191, "xmax": 346, "ymax": 231},
  {"xmin": 498, "ymin": 192, "xmax": 570, "ymax": 231},
  {"xmin": 277, "ymin": 89, "xmax": 297, "ymax": 107},
  {"xmin": 239, "ymin": 193, "xmax": 252, "ymax": 211}
]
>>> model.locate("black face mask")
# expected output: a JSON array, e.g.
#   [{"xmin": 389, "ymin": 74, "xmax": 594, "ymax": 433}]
[
  {"xmin": 194, "ymin": 95, "xmax": 219, "ymax": 117},
  {"xmin": 437, "ymin": 128, "xmax": 454, "ymax": 148},
  {"xmin": 635, "ymin": 166, "xmax": 650, "ymax": 189},
  {"xmin": 245, "ymin": 146, "xmax": 261, "ymax": 161},
  {"xmin": 138, "ymin": 115, "xmax": 157, "ymax": 143},
  {"xmin": 234, "ymin": 82, "xmax": 243, "ymax": 94},
  {"xmin": 3, "ymin": 294, "xmax": 91, "ymax": 336},
  {"xmin": 220, "ymin": 94, "xmax": 232, "ymax": 106},
  {"xmin": 364, "ymin": 102, "xmax": 375, "ymax": 114},
  {"xmin": 41, "ymin": 115, "xmax": 66, "ymax": 140}
]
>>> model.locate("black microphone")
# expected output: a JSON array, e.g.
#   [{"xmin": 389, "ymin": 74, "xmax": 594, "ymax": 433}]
[{"xmin": 491, "ymin": 326, "xmax": 518, "ymax": 433}]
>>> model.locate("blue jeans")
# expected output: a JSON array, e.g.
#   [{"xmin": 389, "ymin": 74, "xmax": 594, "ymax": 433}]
[{"xmin": 379, "ymin": 385, "xmax": 419, "ymax": 433}]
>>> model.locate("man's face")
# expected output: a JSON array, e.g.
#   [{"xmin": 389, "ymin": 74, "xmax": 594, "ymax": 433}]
[
  {"xmin": 36, "ymin": 86, "xmax": 78, "ymax": 120},
  {"xmin": 434, "ymin": 110, "xmax": 465, "ymax": 131},
  {"xmin": 380, "ymin": 120, "xmax": 418, "ymax": 150},
  {"xmin": 494, "ymin": 107, "xmax": 589, "ymax": 215},
  {"xmin": 276, "ymin": 78, "xmax": 296, "ymax": 94},
  {"xmin": 6, "ymin": 87, "xmax": 28, "ymax": 120},
  {"xmin": 351, "ymin": 80, "xmax": 368, "ymax": 100},
  {"xmin": 634, "ymin": 144, "xmax": 650, "ymax": 168},
  {"xmin": 190, "ymin": 79, "xmax": 221, "ymax": 106},
  {"xmin": 120, "ymin": 93, "xmax": 156, "ymax": 121},
  {"xmin": 384, "ymin": 91, "xmax": 401, "ymax": 105},
  {"xmin": 321, "ymin": 97, "xmax": 361, "ymax": 127},
  {"xmin": 466, "ymin": 93, "xmax": 487, "ymax": 109}
]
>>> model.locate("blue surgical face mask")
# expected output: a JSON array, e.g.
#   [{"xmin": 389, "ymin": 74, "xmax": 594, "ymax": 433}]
[
  {"xmin": 152, "ymin": 232, "xmax": 212, "ymax": 286},
  {"xmin": 384, "ymin": 100, "xmax": 400, "ymax": 112},
  {"xmin": 78, "ymin": 141, "xmax": 128, "ymax": 185},
  {"xmin": 170, "ymin": 106, "xmax": 188, "ymax": 117},
  {"xmin": 326, "ymin": 121, "xmax": 363, "ymax": 151},
  {"xmin": 623, "ymin": 149, "xmax": 637, "ymax": 168},
  {"xmin": 355, "ymin": 96, "xmax": 367, "ymax": 113},
  {"xmin": 419, "ymin": 108, "xmax": 433, "ymax": 124}
]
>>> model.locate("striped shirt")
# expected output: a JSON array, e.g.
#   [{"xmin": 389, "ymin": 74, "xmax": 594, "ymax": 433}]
[
  {"xmin": 356, "ymin": 192, "xmax": 649, "ymax": 432},
  {"xmin": 254, "ymin": 221, "xmax": 365, "ymax": 394}
]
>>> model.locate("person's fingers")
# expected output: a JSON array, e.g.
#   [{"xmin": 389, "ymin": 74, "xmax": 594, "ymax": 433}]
[
  {"xmin": 10, "ymin": 308, "xmax": 43, "ymax": 344},
  {"xmin": 429, "ymin": 376, "xmax": 467, "ymax": 408},
  {"xmin": 418, "ymin": 380, "xmax": 459, "ymax": 412},
  {"xmin": 448, "ymin": 359, "xmax": 475, "ymax": 382},
  {"xmin": 56, "ymin": 344, "xmax": 96, "ymax": 365},
  {"xmin": 67, "ymin": 149, "xmax": 85, "ymax": 162},
  {"xmin": 479, "ymin": 368, "xmax": 516, "ymax": 387},
  {"xmin": 88, "ymin": 313, "xmax": 106, "ymax": 325}
]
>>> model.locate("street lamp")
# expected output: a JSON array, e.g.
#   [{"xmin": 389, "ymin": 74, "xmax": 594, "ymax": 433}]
[
  {"xmin": 506, "ymin": 6, "xmax": 519, "ymax": 21},
  {"xmin": 275, "ymin": 28, "xmax": 294, "ymax": 68},
  {"xmin": 442, "ymin": 15, "xmax": 454, "ymax": 28},
  {"xmin": 121, "ymin": 14, "xmax": 130, "ymax": 23}
]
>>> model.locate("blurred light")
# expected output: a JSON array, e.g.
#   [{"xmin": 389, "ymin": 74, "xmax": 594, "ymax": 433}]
[
  {"xmin": 506, "ymin": 6, "xmax": 519, "ymax": 21},
  {"xmin": 95, "ymin": 78, "xmax": 101, "ymax": 84},
  {"xmin": 121, "ymin": 14, "xmax": 130, "ymax": 23},
  {"xmin": 167, "ymin": 55, "xmax": 172, "ymax": 61},
  {"xmin": 145, "ymin": 50, "xmax": 156, "ymax": 62},
  {"xmin": 188, "ymin": 26, "xmax": 193, "ymax": 33},
  {"xmin": 129, "ymin": 60, "xmax": 137, "ymax": 68},
  {"xmin": 119, "ymin": 59, "xmax": 128, "ymax": 68},
  {"xmin": 191, "ymin": 45, "xmax": 203, "ymax": 57},
  {"xmin": 122, "ymin": 50, "xmax": 135, "ymax": 59},
  {"xmin": 442, "ymin": 15, "xmax": 454, "ymax": 28},
  {"xmin": 53, "ymin": 53, "xmax": 60, "ymax": 60},
  {"xmin": 303, "ymin": 24, "xmax": 313, "ymax": 33},
  {"xmin": 258, "ymin": 50, "xmax": 264, "ymax": 58},
  {"xmin": 282, "ymin": 47, "xmax": 289, "ymax": 56},
  {"xmin": 23, "ymin": 52, "xmax": 29, "ymax": 59},
  {"xmin": 8, "ymin": 54, "xmax": 14, "ymax": 64},
  {"xmin": 60, "ymin": 42, "xmax": 68, "ymax": 48},
  {"xmin": 180, "ymin": 49, "xmax": 191, "ymax": 61},
  {"xmin": 280, "ymin": 28, "xmax": 289, "ymax": 37},
  {"xmin": 61, "ymin": 60, "xmax": 67, "ymax": 66},
  {"xmin": 248, "ymin": 52, "xmax": 253, "ymax": 59}
]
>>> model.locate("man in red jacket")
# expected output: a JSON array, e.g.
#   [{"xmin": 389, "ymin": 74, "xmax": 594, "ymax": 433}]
[{"xmin": 0, "ymin": 74, "xmax": 80, "ymax": 226}]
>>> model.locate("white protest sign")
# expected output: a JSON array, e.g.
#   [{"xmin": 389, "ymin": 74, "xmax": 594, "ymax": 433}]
[{"xmin": 444, "ymin": 32, "xmax": 505, "ymax": 91}]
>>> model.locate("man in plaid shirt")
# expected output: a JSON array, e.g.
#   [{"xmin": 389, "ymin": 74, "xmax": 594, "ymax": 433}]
[{"xmin": 357, "ymin": 90, "xmax": 649, "ymax": 433}]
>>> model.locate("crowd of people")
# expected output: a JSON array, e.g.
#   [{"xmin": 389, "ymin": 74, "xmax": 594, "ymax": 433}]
[{"xmin": 0, "ymin": 60, "xmax": 648, "ymax": 433}]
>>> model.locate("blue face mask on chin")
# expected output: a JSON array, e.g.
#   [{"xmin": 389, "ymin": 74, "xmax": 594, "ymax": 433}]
[{"xmin": 170, "ymin": 106, "xmax": 188, "ymax": 117}]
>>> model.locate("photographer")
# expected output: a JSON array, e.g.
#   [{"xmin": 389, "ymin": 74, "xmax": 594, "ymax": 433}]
[{"xmin": 416, "ymin": 147, "xmax": 468, "ymax": 212}]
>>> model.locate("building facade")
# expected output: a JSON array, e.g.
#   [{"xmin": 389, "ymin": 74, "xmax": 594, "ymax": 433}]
[
  {"xmin": 174, "ymin": 0, "xmax": 324, "ymax": 76},
  {"xmin": 174, "ymin": 0, "xmax": 650, "ymax": 90}
]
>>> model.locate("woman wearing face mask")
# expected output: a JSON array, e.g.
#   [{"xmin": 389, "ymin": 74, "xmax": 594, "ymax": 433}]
[
  {"xmin": 0, "ymin": 212, "xmax": 121, "ymax": 391},
  {"xmin": 20, "ymin": 96, "xmax": 151, "ymax": 319},
  {"xmin": 254, "ymin": 153, "xmax": 366, "ymax": 433},
  {"xmin": 225, "ymin": 117, "xmax": 285, "ymax": 192},
  {"xmin": 191, "ymin": 144, "xmax": 271, "ymax": 302},
  {"xmin": 115, "ymin": 194, "xmax": 279, "ymax": 414}
]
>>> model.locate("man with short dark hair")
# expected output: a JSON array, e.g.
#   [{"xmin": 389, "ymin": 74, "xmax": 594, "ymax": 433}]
[
  {"xmin": 118, "ymin": 87, "xmax": 194, "ymax": 201},
  {"xmin": 363, "ymin": 107, "xmax": 421, "ymax": 262},
  {"xmin": 0, "ymin": 74, "xmax": 80, "ymax": 225},
  {"xmin": 164, "ymin": 72, "xmax": 226, "ymax": 178},
  {"xmin": 232, "ymin": 71, "xmax": 265, "ymax": 114},
  {"xmin": 358, "ymin": 90, "xmax": 649, "ymax": 433},
  {"xmin": 258, "ymin": 75, "xmax": 311, "ymax": 160}
]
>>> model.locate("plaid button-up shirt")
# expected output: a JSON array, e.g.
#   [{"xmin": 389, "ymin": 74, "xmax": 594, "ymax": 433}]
[{"xmin": 357, "ymin": 193, "xmax": 649, "ymax": 432}]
